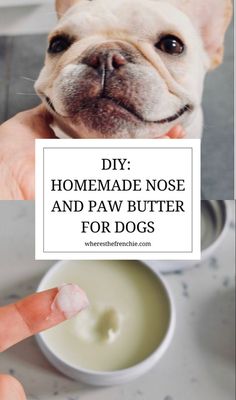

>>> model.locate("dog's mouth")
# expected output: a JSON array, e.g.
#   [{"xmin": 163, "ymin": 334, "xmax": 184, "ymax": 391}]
[
  {"xmin": 45, "ymin": 94, "xmax": 192, "ymax": 126},
  {"xmin": 101, "ymin": 97, "xmax": 192, "ymax": 125}
]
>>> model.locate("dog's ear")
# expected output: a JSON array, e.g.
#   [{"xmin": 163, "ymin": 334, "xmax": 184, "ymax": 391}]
[
  {"xmin": 55, "ymin": 0, "xmax": 80, "ymax": 18},
  {"xmin": 169, "ymin": 0, "xmax": 232, "ymax": 69}
]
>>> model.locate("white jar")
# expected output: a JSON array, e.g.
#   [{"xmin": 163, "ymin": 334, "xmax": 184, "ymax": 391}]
[{"xmin": 36, "ymin": 260, "xmax": 175, "ymax": 386}]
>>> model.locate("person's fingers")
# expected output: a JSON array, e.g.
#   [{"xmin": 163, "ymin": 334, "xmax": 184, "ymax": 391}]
[
  {"xmin": 35, "ymin": 104, "xmax": 53, "ymax": 125},
  {"xmin": 15, "ymin": 105, "xmax": 56, "ymax": 139},
  {"xmin": 0, "ymin": 104, "xmax": 58, "ymax": 200},
  {"xmin": 0, "ymin": 284, "xmax": 89, "ymax": 352},
  {"xmin": 157, "ymin": 125, "xmax": 186, "ymax": 139},
  {"xmin": 166, "ymin": 125, "xmax": 186, "ymax": 139},
  {"xmin": 32, "ymin": 104, "xmax": 56, "ymax": 138},
  {"xmin": 0, "ymin": 375, "xmax": 26, "ymax": 400},
  {"xmin": 159, "ymin": 135, "xmax": 171, "ymax": 139},
  {"xmin": 0, "ymin": 162, "xmax": 25, "ymax": 200},
  {"xmin": 0, "ymin": 152, "xmax": 35, "ymax": 200}
]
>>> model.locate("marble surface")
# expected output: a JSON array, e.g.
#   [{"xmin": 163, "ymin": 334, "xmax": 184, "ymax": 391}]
[{"xmin": 0, "ymin": 201, "xmax": 235, "ymax": 400}]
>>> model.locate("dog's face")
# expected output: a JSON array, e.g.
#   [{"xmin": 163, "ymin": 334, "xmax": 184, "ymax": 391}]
[{"xmin": 35, "ymin": 0, "xmax": 232, "ymax": 138}]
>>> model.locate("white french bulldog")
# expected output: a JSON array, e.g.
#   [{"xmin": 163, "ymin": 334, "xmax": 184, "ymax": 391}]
[{"xmin": 35, "ymin": 0, "xmax": 232, "ymax": 139}]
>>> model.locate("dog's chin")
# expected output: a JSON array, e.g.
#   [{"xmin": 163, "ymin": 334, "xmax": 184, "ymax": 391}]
[
  {"xmin": 70, "ymin": 98, "xmax": 149, "ymax": 137},
  {"xmin": 51, "ymin": 98, "xmax": 177, "ymax": 139}
]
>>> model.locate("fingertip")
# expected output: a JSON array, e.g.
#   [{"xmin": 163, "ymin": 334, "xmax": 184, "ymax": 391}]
[
  {"xmin": 175, "ymin": 125, "xmax": 186, "ymax": 138},
  {"xmin": 16, "ymin": 285, "xmax": 89, "ymax": 335},
  {"xmin": 173, "ymin": 124, "xmax": 182, "ymax": 134},
  {"xmin": 35, "ymin": 104, "xmax": 52, "ymax": 121},
  {"xmin": 0, "ymin": 375, "xmax": 26, "ymax": 400},
  {"xmin": 0, "ymin": 286, "xmax": 89, "ymax": 351},
  {"xmin": 34, "ymin": 105, "xmax": 57, "ymax": 139},
  {"xmin": 52, "ymin": 284, "xmax": 90, "ymax": 319},
  {"xmin": 167, "ymin": 125, "xmax": 186, "ymax": 139}
]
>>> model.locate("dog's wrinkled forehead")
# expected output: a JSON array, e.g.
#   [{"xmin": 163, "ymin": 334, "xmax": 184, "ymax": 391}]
[{"xmin": 55, "ymin": 0, "xmax": 195, "ymax": 42}]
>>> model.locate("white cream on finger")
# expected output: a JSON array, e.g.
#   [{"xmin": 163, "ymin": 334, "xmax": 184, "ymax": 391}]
[{"xmin": 51, "ymin": 283, "xmax": 90, "ymax": 319}]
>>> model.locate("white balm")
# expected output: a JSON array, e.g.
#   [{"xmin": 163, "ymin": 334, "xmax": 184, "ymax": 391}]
[
  {"xmin": 51, "ymin": 284, "xmax": 89, "ymax": 319},
  {"xmin": 40, "ymin": 260, "xmax": 171, "ymax": 372}
]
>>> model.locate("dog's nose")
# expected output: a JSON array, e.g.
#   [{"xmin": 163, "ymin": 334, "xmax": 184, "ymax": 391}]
[{"xmin": 84, "ymin": 50, "xmax": 127, "ymax": 71}]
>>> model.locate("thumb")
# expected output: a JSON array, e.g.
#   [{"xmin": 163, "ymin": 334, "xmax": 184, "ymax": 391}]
[
  {"xmin": 35, "ymin": 104, "xmax": 53, "ymax": 126},
  {"xmin": 0, "ymin": 375, "xmax": 26, "ymax": 400},
  {"xmin": 13, "ymin": 104, "xmax": 56, "ymax": 139},
  {"xmin": 28, "ymin": 105, "xmax": 57, "ymax": 139}
]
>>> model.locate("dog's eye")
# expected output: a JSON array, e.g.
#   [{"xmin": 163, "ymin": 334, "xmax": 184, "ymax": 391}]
[
  {"xmin": 155, "ymin": 35, "xmax": 185, "ymax": 55},
  {"xmin": 48, "ymin": 35, "xmax": 72, "ymax": 54}
]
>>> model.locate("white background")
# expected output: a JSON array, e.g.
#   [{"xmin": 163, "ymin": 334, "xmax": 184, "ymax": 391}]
[{"xmin": 35, "ymin": 139, "xmax": 201, "ymax": 260}]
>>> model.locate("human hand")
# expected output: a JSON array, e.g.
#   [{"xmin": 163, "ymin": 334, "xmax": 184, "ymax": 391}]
[
  {"xmin": 0, "ymin": 105, "xmax": 56, "ymax": 200},
  {"xmin": 0, "ymin": 285, "xmax": 89, "ymax": 399},
  {"xmin": 0, "ymin": 105, "xmax": 186, "ymax": 200},
  {"xmin": 159, "ymin": 125, "xmax": 186, "ymax": 139}
]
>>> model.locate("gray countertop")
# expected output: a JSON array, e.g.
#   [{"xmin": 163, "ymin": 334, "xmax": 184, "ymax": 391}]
[{"xmin": 0, "ymin": 201, "xmax": 235, "ymax": 400}]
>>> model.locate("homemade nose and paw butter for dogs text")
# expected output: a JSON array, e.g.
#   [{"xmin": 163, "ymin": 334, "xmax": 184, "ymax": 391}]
[{"xmin": 50, "ymin": 158, "xmax": 186, "ymax": 234}]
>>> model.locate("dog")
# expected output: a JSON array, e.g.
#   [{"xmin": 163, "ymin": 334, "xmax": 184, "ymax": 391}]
[{"xmin": 35, "ymin": 0, "xmax": 232, "ymax": 139}]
